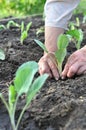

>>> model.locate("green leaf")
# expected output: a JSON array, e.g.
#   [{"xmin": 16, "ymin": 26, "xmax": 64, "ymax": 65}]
[
  {"xmin": 20, "ymin": 31, "xmax": 27, "ymax": 44},
  {"xmin": 26, "ymin": 74, "xmax": 48, "ymax": 104},
  {"xmin": 0, "ymin": 25, "xmax": 6, "ymax": 30},
  {"xmin": 55, "ymin": 49, "xmax": 67, "ymax": 64},
  {"xmin": 34, "ymin": 39, "xmax": 48, "ymax": 53},
  {"xmin": 14, "ymin": 61, "xmax": 38, "ymax": 96},
  {"xmin": 0, "ymin": 49, "xmax": 5, "ymax": 60},
  {"xmin": 57, "ymin": 34, "xmax": 69, "ymax": 49},
  {"xmin": 67, "ymin": 29, "xmax": 83, "ymax": 49},
  {"xmin": 7, "ymin": 20, "xmax": 20, "ymax": 29},
  {"xmin": 67, "ymin": 29, "xmax": 80, "ymax": 41},
  {"xmin": 26, "ymin": 22, "xmax": 32, "ymax": 32},
  {"xmin": 9, "ymin": 85, "xmax": 16, "ymax": 107},
  {"xmin": 21, "ymin": 21, "xmax": 24, "ymax": 32}
]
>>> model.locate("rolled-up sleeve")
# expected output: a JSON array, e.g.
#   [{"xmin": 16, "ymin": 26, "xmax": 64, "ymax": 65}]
[{"xmin": 44, "ymin": 0, "xmax": 80, "ymax": 29}]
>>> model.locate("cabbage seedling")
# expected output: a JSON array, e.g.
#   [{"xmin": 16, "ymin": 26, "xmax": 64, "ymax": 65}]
[
  {"xmin": 34, "ymin": 34, "xmax": 69, "ymax": 76},
  {"xmin": 0, "ymin": 61, "xmax": 48, "ymax": 130},
  {"xmin": 67, "ymin": 29, "xmax": 83, "ymax": 50},
  {"xmin": 20, "ymin": 21, "xmax": 32, "ymax": 44}
]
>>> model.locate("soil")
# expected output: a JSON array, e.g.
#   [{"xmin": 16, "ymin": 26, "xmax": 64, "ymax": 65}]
[{"xmin": 0, "ymin": 15, "xmax": 86, "ymax": 130}]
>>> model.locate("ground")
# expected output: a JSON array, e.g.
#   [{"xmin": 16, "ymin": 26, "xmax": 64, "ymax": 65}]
[{"xmin": 0, "ymin": 15, "xmax": 86, "ymax": 130}]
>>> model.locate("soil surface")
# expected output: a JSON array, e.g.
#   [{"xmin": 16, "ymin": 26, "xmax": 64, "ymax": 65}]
[{"xmin": 0, "ymin": 15, "xmax": 86, "ymax": 130}]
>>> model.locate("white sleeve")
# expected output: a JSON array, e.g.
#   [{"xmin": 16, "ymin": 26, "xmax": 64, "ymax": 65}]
[{"xmin": 44, "ymin": 0, "xmax": 80, "ymax": 29}]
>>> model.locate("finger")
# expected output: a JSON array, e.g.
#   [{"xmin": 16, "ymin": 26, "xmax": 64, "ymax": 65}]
[
  {"xmin": 47, "ymin": 58, "xmax": 59, "ymax": 80},
  {"xmin": 67, "ymin": 62, "xmax": 82, "ymax": 78},
  {"xmin": 38, "ymin": 61, "xmax": 52, "ymax": 78},
  {"xmin": 61, "ymin": 64, "xmax": 70, "ymax": 79},
  {"xmin": 77, "ymin": 65, "xmax": 86, "ymax": 75},
  {"xmin": 61, "ymin": 52, "xmax": 79, "ymax": 79}
]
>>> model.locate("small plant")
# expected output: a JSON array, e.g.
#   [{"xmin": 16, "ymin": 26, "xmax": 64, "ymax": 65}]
[
  {"xmin": 0, "ymin": 49, "xmax": 5, "ymax": 60},
  {"xmin": 6, "ymin": 20, "xmax": 20, "ymax": 29},
  {"xmin": 34, "ymin": 34, "xmax": 69, "ymax": 75},
  {"xmin": 0, "ymin": 20, "xmax": 20, "ymax": 30},
  {"xmin": 67, "ymin": 28, "xmax": 83, "ymax": 50},
  {"xmin": 82, "ymin": 15, "xmax": 86, "ymax": 23},
  {"xmin": 20, "ymin": 21, "xmax": 32, "ymax": 44},
  {"xmin": 0, "ymin": 25, "xmax": 6, "ymax": 30},
  {"xmin": 0, "ymin": 61, "xmax": 48, "ymax": 130},
  {"xmin": 36, "ymin": 26, "xmax": 44, "ymax": 36}
]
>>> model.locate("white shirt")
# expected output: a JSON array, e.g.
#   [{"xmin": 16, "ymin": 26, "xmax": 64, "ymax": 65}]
[{"xmin": 44, "ymin": 0, "xmax": 80, "ymax": 29}]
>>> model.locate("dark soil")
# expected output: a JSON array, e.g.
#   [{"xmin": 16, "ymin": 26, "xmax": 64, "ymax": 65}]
[{"xmin": 0, "ymin": 15, "xmax": 86, "ymax": 130}]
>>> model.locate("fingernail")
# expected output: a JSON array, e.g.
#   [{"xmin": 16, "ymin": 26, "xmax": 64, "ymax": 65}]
[
  {"xmin": 55, "ymin": 77, "xmax": 59, "ymax": 81},
  {"xmin": 61, "ymin": 76, "xmax": 65, "ymax": 80}
]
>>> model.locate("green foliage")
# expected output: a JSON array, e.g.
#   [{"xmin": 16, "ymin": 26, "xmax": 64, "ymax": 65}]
[
  {"xmin": 20, "ymin": 21, "xmax": 32, "ymax": 44},
  {"xmin": 67, "ymin": 29, "xmax": 83, "ymax": 50},
  {"xmin": 0, "ymin": 49, "xmax": 5, "ymax": 60},
  {"xmin": 34, "ymin": 34, "xmax": 69, "ymax": 75},
  {"xmin": 7, "ymin": 20, "xmax": 20, "ymax": 29},
  {"xmin": 34, "ymin": 39, "xmax": 48, "ymax": 53},
  {"xmin": 0, "ymin": 0, "xmax": 46, "ymax": 18},
  {"xmin": 0, "ymin": 61, "xmax": 48, "ymax": 130},
  {"xmin": 0, "ymin": 25, "xmax": 6, "ymax": 30},
  {"xmin": 55, "ymin": 34, "xmax": 69, "ymax": 74},
  {"xmin": 36, "ymin": 26, "xmax": 45, "ymax": 36},
  {"xmin": 0, "ymin": 20, "xmax": 20, "ymax": 31}
]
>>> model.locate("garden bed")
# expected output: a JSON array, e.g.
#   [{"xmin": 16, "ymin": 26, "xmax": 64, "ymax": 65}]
[{"xmin": 0, "ymin": 15, "xmax": 86, "ymax": 130}]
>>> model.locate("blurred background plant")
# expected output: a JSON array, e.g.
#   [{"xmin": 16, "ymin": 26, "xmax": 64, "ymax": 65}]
[
  {"xmin": 0, "ymin": 0, "xmax": 46, "ymax": 18},
  {"xmin": 0, "ymin": 0, "xmax": 86, "ymax": 19}
]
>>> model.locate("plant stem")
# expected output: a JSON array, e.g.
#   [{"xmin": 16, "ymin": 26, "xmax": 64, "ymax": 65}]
[
  {"xmin": 0, "ymin": 94, "xmax": 16, "ymax": 130},
  {"xmin": 0, "ymin": 94, "xmax": 9, "ymax": 113},
  {"xmin": 16, "ymin": 103, "xmax": 28, "ymax": 130},
  {"xmin": 58, "ymin": 63, "xmax": 62, "ymax": 76}
]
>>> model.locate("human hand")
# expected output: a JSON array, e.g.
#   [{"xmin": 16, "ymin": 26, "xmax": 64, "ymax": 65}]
[
  {"xmin": 62, "ymin": 46, "xmax": 86, "ymax": 79},
  {"xmin": 38, "ymin": 53, "xmax": 59, "ymax": 80}
]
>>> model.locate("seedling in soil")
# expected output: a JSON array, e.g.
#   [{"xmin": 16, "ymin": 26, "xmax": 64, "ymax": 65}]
[
  {"xmin": 6, "ymin": 20, "xmax": 20, "ymax": 29},
  {"xmin": 67, "ymin": 28, "xmax": 83, "ymax": 50},
  {"xmin": 36, "ymin": 26, "xmax": 44, "ymax": 36},
  {"xmin": 83, "ymin": 15, "xmax": 86, "ymax": 23},
  {"xmin": 0, "ymin": 24, "xmax": 6, "ymax": 30},
  {"xmin": 34, "ymin": 34, "xmax": 69, "ymax": 76},
  {"xmin": 69, "ymin": 17, "xmax": 80, "ymax": 30},
  {"xmin": 0, "ymin": 20, "xmax": 20, "ymax": 30},
  {"xmin": 20, "ymin": 21, "xmax": 32, "ymax": 44},
  {"xmin": 0, "ymin": 49, "xmax": 5, "ymax": 60},
  {"xmin": 0, "ymin": 61, "xmax": 48, "ymax": 130}
]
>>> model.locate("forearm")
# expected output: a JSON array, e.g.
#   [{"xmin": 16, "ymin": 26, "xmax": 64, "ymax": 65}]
[
  {"xmin": 44, "ymin": 0, "xmax": 80, "ymax": 53},
  {"xmin": 45, "ymin": 26, "xmax": 64, "ymax": 52}
]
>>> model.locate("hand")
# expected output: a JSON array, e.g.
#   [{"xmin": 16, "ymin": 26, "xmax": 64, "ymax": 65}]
[
  {"xmin": 62, "ymin": 46, "xmax": 86, "ymax": 78},
  {"xmin": 38, "ymin": 53, "xmax": 59, "ymax": 80}
]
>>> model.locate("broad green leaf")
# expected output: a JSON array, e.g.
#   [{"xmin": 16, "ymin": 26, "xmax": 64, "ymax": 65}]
[
  {"xmin": 26, "ymin": 74, "xmax": 48, "ymax": 104},
  {"xmin": 55, "ymin": 49, "xmax": 67, "ymax": 63},
  {"xmin": 26, "ymin": 22, "xmax": 32, "ymax": 32},
  {"xmin": 0, "ymin": 49, "xmax": 5, "ymax": 60},
  {"xmin": 67, "ymin": 29, "xmax": 80, "ymax": 41},
  {"xmin": 34, "ymin": 39, "xmax": 48, "ymax": 53},
  {"xmin": 57, "ymin": 34, "xmax": 69, "ymax": 49},
  {"xmin": 9, "ymin": 85, "xmax": 16, "ymax": 107},
  {"xmin": 14, "ymin": 61, "xmax": 38, "ymax": 96},
  {"xmin": 67, "ymin": 29, "xmax": 83, "ymax": 49}
]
